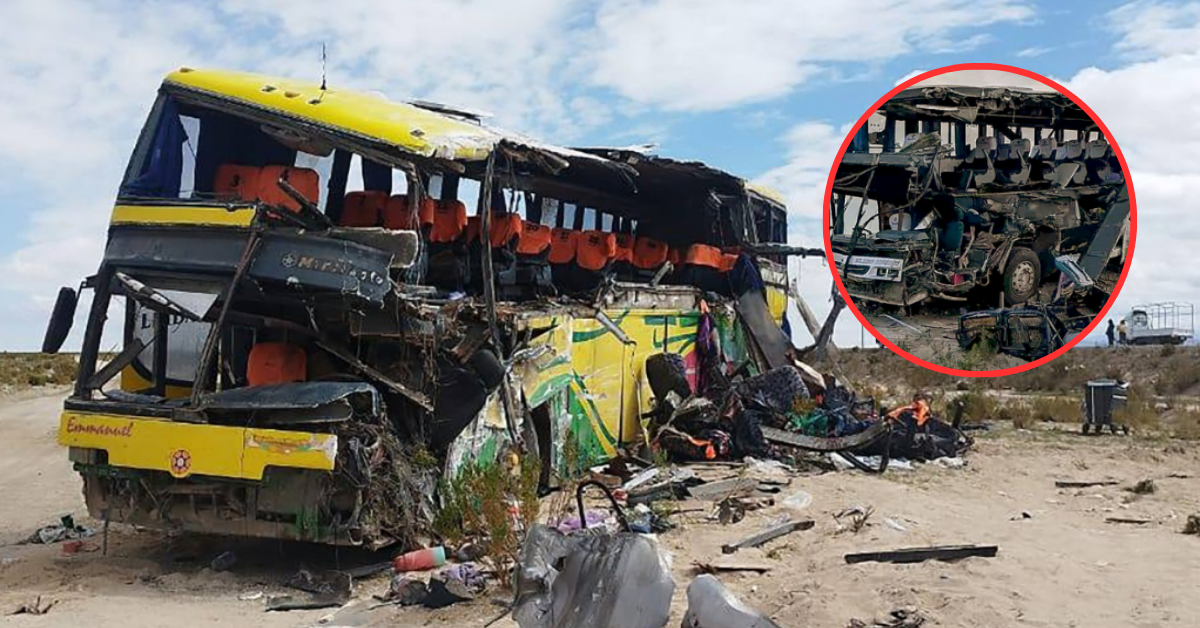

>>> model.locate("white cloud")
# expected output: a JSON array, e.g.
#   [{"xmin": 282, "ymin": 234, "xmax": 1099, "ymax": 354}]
[
  {"xmin": 587, "ymin": 0, "xmax": 1033, "ymax": 111},
  {"xmin": 1108, "ymin": 0, "xmax": 1200, "ymax": 60},
  {"xmin": 1016, "ymin": 46, "xmax": 1053, "ymax": 58}
]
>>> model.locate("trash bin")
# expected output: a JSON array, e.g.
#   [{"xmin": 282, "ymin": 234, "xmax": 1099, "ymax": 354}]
[{"xmin": 1082, "ymin": 379, "xmax": 1130, "ymax": 435}]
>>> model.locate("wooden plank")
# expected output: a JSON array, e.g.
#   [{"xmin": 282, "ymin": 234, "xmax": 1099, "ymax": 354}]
[{"xmin": 721, "ymin": 519, "xmax": 814, "ymax": 554}]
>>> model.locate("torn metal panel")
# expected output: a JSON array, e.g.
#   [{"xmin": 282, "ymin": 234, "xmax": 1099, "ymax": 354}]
[{"xmin": 199, "ymin": 381, "xmax": 381, "ymax": 425}]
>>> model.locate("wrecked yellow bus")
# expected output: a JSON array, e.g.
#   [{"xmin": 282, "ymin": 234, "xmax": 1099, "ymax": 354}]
[{"xmin": 44, "ymin": 68, "xmax": 796, "ymax": 547}]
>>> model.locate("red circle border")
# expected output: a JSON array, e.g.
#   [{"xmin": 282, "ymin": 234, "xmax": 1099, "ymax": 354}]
[{"xmin": 821, "ymin": 62, "xmax": 1138, "ymax": 377}]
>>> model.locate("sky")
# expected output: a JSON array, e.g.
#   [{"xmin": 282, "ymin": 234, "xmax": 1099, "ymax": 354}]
[{"xmin": 0, "ymin": 0, "xmax": 1197, "ymax": 353}]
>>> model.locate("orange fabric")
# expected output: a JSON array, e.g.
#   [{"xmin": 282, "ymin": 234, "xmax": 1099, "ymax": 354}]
[
  {"xmin": 718, "ymin": 253, "xmax": 739, "ymax": 273},
  {"xmin": 548, "ymin": 229, "xmax": 578, "ymax": 264},
  {"xmin": 613, "ymin": 233, "xmax": 635, "ymax": 264},
  {"xmin": 246, "ymin": 343, "xmax": 307, "ymax": 387},
  {"xmin": 489, "ymin": 213, "xmax": 524, "ymax": 248},
  {"xmin": 214, "ymin": 164, "xmax": 262, "ymax": 202},
  {"xmin": 517, "ymin": 221, "xmax": 553, "ymax": 255},
  {"xmin": 465, "ymin": 216, "xmax": 482, "ymax": 243},
  {"xmin": 684, "ymin": 244, "xmax": 723, "ymax": 269},
  {"xmin": 886, "ymin": 399, "xmax": 930, "ymax": 426},
  {"xmin": 340, "ymin": 191, "xmax": 387, "ymax": 227},
  {"xmin": 430, "ymin": 200, "xmax": 468, "ymax": 243},
  {"xmin": 576, "ymin": 231, "xmax": 616, "ymax": 271},
  {"xmin": 259, "ymin": 166, "xmax": 319, "ymax": 212},
  {"xmin": 382, "ymin": 194, "xmax": 435, "ymax": 230},
  {"xmin": 632, "ymin": 237, "xmax": 669, "ymax": 270}
]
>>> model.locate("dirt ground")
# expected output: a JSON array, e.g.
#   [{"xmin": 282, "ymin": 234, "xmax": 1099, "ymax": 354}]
[
  {"xmin": 862, "ymin": 307, "xmax": 1027, "ymax": 372},
  {"xmin": 2, "ymin": 388, "xmax": 1199, "ymax": 627}
]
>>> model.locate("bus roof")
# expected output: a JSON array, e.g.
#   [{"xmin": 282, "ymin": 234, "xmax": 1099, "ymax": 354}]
[{"xmin": 880, "ymin": 85, "xmax": 1096, "ymax": 131}]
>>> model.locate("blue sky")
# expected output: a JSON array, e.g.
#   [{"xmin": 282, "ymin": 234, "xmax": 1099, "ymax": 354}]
[{"xmin": 0, "ymin": 0, "xmax": 1198, "ymax": 353}]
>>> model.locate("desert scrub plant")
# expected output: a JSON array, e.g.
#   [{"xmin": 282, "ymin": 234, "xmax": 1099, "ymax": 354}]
[
  {"xmin": 957, "ymin": 392, "xmax": 1000, "ymax": 422},
  {"xmin": 1028, "ymin": 395, "xmax": 1081, "ymax": 423},
  {"xmin": 0, "ymin": 353, "xmax": 79, "ymax": 388},
  {"xmin": 432, "ymin": 450, "xmax": 542, "ymax": 587}
]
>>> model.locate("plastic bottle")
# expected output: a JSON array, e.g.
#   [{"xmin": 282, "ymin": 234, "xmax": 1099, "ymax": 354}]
[{"xmin": 392, "ymin": 546, "xmax": 447, "ymax": 572}]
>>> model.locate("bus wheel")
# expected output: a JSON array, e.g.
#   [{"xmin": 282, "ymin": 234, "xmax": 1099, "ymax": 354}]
[{"xmin": 1003, "ymin": 247, "xmax": 1041, "ymax": 305}]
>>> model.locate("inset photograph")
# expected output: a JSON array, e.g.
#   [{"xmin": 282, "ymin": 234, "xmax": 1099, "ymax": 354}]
[{"xmin": 827, "ymin": 69, "xmax": 1133, "ymax": 371}]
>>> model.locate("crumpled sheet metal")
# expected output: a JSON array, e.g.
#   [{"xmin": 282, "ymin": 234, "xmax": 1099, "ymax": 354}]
[
  {"xmin": 513, "ymin": 524, "xmax": 675, "ymax": 628},
  {"xmin": 681, "ymin": 574, "xmax": 783, "ymax": 628}
]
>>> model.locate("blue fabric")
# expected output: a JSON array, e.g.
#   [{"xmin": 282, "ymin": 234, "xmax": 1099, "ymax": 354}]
[
  {"xmin": 729, "ymin": 253, "xmax": 765, "ymax": 297},
  {"xmin": 122, "ymin": 97, "xmax": 186, "ymax": 198}
]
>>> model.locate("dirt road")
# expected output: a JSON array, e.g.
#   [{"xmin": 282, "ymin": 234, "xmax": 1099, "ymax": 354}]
[{"xmin": 2, "ymin": 388, "xmax": 1199, "ymax": 627}]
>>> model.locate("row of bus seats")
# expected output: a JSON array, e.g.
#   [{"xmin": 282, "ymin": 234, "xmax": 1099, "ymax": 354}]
[
  {"xmin": 953, "ymin": 137, "xmax": 1122, "ymax": 190},
  {"xmin": 456, "ymin": 214, "xmax": 743, "ymax": 297},
  {"xmin": 214, "ymin": 164, "xmax": 321, "ymax": 212},
  {"xmin": 211, "ymin": 165, "xmax": 744, "ymax": 296}
]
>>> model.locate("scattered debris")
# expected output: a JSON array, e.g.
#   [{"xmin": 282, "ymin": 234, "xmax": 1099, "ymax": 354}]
[
  {"xmin": 834, "ymin": 505, "xmax": 875, "ymax": 534},
  {"xmin": 285, "ymin": 569, "xmax": 351, "ymax": 596},
  {"xmin": 845, "ymin": 544, "xmax": 998, "ymax": 565},
  {"xmin": 780, "ymin": 490, "xmax": 812, "ymax": 512},
  {"xmin": 24, "ymin": 514, "xmax": 93, "ymax": 545},
  {"xmin": 883, "ymin": 518, "xmax": 907, "ymax": 532},
  {"xmin": 424, "ymin": 575, "xmax": 476, "ymax": 609},
  {"xmin": 392, "ymin": 546, "xmax": 448, "ymax": 572},
  {"xmin": 848, "ymin": 607, "xmax": 926, "ymax": 628},
  {"xmin": 238, "ymin": 591, "xmax": 264, "ymax": 602},
  {"xmin": 512, "ymin": 524, "xmax": 675, "ymax": 628},
  {"xmin": 1128, "ymin": 479, "xmax": 1157, "ymax": 495},
  {"xmin": 1010, "ymin": 511, "xmax": 1033, "ymax": 521},
  {"xmin": 209, "ymin": 550, "xmax": 237, "ymax": 572},
  {"xmin": 1183, "ymin": 515, "xmax": 1200, "ymax": 536},
  {"xmin": 1054, "ymin": 479, "xmax": 1119, "ymax": 488},
  {"xmin": 681, "ymin": 574, "xmax": 783, "ymax": 628},
  {"xmin": 1106, "ymin": 517, "xmax": 1152, "ymax": 525},
  {"xmin": 379, "ymin": 575, "xmax": 428, "ymax": 606},
  {"xmin": 693, "ymin": 559, "xmax": 774, "ymax": 575},
  {"xmin": 721, "ymin": 518, "xmax": 813, "ymax": 554},
  {"xmin": 687, "ymin": 477, "xmax": 760, "ymax": 501},
  {"xmin": 8, "ymin": 596, "xmax": 56, "ymax": 616}
]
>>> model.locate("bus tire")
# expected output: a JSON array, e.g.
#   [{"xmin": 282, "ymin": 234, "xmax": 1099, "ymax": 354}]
[{"xmin": 1003, "ymin": 247, "xmax": 1041, "ymax": 305}]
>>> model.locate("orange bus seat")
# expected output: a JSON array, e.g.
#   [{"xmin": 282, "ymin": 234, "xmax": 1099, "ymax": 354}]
[
  {"xmin": 246, "ymin": 343, "xmax": 307, "ymax": 387},
  {"xmin": 489, "ymin": 213, "xmax": 524, "ymax": 248},
  {"xmin": 340, "ymin": 191, "xmax": 387, "ymax": 227},
  {"xmin": 576, "ymin": 231, "xmax": 616, "ymax": 271},
  {"xmin": 465, "ymin": 216, "xmax": 482, "ymax": 243},
  {"xmin": 548, "ymin": 229, "xmax": 578, "ymax": 264},
  {"xmin": 430, "ymin": 200, "xmax": 468, "ymax": 242},
  {"xmin": 213, "ymin": 164, "xmax": 263, "ymax": 202},
  {"xmin": 258, "ymin": 165, "xmax": 320, "ymax": 212},
  {"xmin": 717, "ymin": 253, "xmax": 739, "ymax": 273},
  {"xmin": 683, "ymin": 244, "xmax": 723, "ymax": 269},
  {"xmin": 382, "ymin": 194, "xmax": 435, "ymax": 230},
  {"xmin": 517, "ymin": 222, "xmax": 553, "ymax": 256},
  {"xmin": 613, "ymin": 233, "xmax": 635, "ymax": 264},
  {"xmin": 632, "ymin": 237, "xmax": 668, "ymax": 270}
]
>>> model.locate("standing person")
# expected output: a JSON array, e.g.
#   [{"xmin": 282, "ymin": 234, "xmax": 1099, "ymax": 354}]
[
  {"xmin": 1106, "ymin": 319, "xmax": 1116, "ymax": 347},
  {"xmin": 1117, "ymin": 319, "xmax": 1128, "ymax": 345}
]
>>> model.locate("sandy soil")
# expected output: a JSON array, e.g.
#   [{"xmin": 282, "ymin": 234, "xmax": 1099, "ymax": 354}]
[
  {"xmin": 862, "ymin": 308, "xmax": 1025, "ymax": 371},
  {"xmin": 2, "ymin": 389, "xmax": 1199, "ymax": 627}
]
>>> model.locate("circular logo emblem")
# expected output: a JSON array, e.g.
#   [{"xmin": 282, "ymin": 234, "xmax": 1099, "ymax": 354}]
[
  {"xmin": 281, "ymin": 252, "xmax": 298, "ymax": 268},
  {"xmin": 168, "ymin": 449, "xmax": 192, "ymax": 478}
]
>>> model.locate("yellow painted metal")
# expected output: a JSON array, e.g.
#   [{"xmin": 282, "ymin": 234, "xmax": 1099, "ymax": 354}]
[
  {"xmin": 119, "ymin": 367, "xmax": 192, "ymax": 399},
  {"xmin": 110, "ymin": 203, "xmax": 256, "ymax": 227},
  {"xmin": 58, "ymin": 411, "xmax": 337, "ymax": 480},
  {"xmin": 166, "ymin": 68, "xmax": 496, "ymax": 162},
  {"xmin": 765, "ymin": 285, "xmax": 788, "ymax": 323}
]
